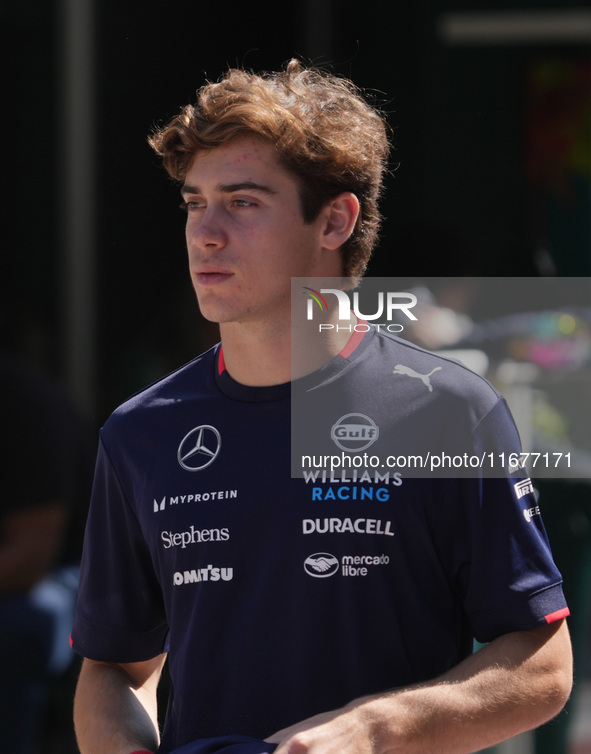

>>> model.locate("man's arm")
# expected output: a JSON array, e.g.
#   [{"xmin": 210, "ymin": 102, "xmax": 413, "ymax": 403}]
[
  {"xmin": 74, "ymin": 653, "xmax": 167, "ymax": 754},
  {"xmin": 269, "ymin": 620, "xmax": 572, "ymax": 754}
]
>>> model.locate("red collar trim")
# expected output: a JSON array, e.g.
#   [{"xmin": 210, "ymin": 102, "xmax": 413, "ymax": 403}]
[
  {"xmin": 217, "ymin": 326, "xmax": 366, "ymax": 376},
  {"xmin": 338, "ymin": 322, "xmax": 367, "ymax": 360}
]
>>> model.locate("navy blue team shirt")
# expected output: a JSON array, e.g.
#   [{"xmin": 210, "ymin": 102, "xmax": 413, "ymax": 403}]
[{"xmin": 72, "ymin": 327, "xmax": 568, "ymax": 753}]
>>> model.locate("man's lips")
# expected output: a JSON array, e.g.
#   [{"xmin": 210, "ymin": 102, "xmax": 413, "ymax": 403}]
[{"xmin": 195, "ymin": 271, "xmax": 233, "ymax": 286}]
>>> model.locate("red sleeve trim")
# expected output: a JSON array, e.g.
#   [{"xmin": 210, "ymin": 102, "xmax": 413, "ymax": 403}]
[{"xmin": 545, "ymin": 607, "xmax": 570, "ymax": 623}]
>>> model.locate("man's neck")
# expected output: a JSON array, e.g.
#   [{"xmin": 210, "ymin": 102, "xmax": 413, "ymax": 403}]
[{"xmin": 219, "ymin": 314, "xmax": 353, "ymax": 387}]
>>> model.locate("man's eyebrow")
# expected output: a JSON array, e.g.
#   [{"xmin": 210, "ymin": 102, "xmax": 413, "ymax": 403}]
[{"xmin": 180, "ymin": 182, "xmax": 277, "ymax": 196}]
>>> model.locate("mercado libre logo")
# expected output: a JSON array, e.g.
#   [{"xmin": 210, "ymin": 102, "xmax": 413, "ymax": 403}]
[{"xmin": 304, "ymin": 553, "xmax": 340, "ymax": 578}]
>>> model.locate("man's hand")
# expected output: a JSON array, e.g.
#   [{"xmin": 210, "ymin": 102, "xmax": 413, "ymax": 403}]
[{"xmin": 268, "ymin": 705, "xmax": 374, "ymax": 754}]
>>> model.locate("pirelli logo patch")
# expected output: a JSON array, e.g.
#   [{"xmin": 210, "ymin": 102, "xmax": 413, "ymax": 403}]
[{"xmin": 514, "ymin": 478, "xmax": 534, "ymax": 500}]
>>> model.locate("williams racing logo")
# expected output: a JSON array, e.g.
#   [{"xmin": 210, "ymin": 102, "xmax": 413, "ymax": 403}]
[{"xmin": 177, "ymin": 425, "xmax": 221, "ymax": 471}]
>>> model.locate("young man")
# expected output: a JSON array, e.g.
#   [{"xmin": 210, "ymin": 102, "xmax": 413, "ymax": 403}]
[{"xmin": 72, "ymin": 60, "xmax": 572, "ymax": 754}]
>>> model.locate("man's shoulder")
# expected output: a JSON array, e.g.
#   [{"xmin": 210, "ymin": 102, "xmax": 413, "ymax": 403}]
[
  {"xmin": 105, "ymin": 345, "xmax": 219, "ymax": 430},
  {"xmin": 366, "ymin": 329, "xmax": 502, "ymax": 420}
]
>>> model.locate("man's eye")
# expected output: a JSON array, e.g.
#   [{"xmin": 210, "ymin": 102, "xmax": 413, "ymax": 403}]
[
  {"xmin": 180, "ymin": 200, "xmax": 204, "ymax": 212},
  {"xmin": 232, "ymin": 199, "xmax": 256, "ymax": 207}
]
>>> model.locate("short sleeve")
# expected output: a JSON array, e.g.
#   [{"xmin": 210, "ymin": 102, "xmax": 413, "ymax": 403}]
[
  {"xmin": 443, "ymin": 398, "xmax": 569, "ymax": 644},
  {"xmin": 71, "ymin": 434, "xmax": 169, "ymax": 661}
]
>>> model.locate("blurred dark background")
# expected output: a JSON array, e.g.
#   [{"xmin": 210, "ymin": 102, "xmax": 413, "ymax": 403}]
[{"xmin": 2, "ymin": 0, "xmax": 590, "ymax": 424}]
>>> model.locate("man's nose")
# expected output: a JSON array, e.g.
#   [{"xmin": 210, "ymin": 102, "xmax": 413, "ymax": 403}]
[{"xmin": 188, "ymin": 207, "xmax": 227, "ymax": 249}]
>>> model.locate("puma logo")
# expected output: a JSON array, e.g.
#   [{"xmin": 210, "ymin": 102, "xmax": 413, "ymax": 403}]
[{"xmin": 393, "ymin": 364, "xmax": 442, "ymax": 392}]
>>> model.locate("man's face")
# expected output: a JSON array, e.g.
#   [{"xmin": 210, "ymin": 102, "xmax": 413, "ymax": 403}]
[{"xmin": 182, "ymin": 136, "xmax": 341, "ymax": 326}]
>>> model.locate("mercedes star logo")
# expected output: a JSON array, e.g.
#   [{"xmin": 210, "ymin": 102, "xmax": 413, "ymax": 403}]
[{"xmin": 177, "ymin": 425, "xmax": 222, "ymax": 471}]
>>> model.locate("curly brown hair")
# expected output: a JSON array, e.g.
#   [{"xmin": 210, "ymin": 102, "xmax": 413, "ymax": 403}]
[{"xmin": 148, "ymin": 59, "xmax": 391, "ymax": 278}]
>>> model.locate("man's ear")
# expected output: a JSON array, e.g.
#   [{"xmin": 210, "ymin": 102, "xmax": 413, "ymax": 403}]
[{"xmin": 320, "ymin": 192, "xmax": 360, "ymax": 250}]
